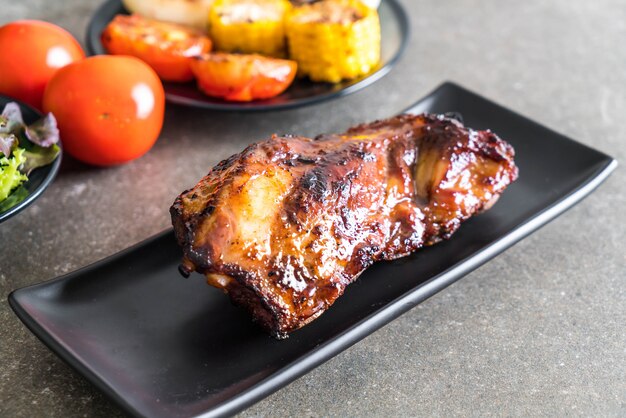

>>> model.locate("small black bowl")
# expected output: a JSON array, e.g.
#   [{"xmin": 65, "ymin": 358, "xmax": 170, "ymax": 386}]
[{"xmin": 0, "ymin": 96, "xmax": 62, "ymax": 223}]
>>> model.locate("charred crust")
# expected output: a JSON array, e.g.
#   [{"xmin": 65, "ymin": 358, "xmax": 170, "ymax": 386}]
[
  {"xmin": 296, "ymin": 156, "xmax": 317, "ymax": 164},
  {"xmin": 300, "ymin": 168, "xmax": 329, "ymax": 201},
  {"xmin": 169, "ymin": 199, "xmax": 188, "ymax": 249},
  {"xmin": 354, "ymin": 150, "xmax": 376, "ymax": 162},
  {"xmin": 301, "ymin": 171, "xmax": 317, "ymax": 190},
  {"xmin": 178, "ymin": 264, "xmax": 191, "ymax": 278},
  {"xmin": 219, "ymin": 264, "xmax": 287, "ymax": 337},
  {"xmin": 201, "ymin": 204, "xmax": 215, "ymax": 216},
  {"xmin": 312, "ymin": 224, "xmax": 326, "ymax": 236}
]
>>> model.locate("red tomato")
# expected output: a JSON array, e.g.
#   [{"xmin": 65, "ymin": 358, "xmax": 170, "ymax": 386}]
[
  {"xmin": 0, "ymin": 20, "xmax": 85, "ymax": 110},
  {"xmin": 101, "ymin": 14, "xmax": 212, "ymax": 82},
  {"xmin": 43, "ymin": 56, "xmax": 165, "ymax": 166},
  {"xmin": 190, "ymin": 53, "xmax": 297, "ymax": 101}
]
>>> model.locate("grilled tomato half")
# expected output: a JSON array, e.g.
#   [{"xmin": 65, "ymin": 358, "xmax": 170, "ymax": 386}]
[
  {"xmin": 101, "ymin": 14, "xmax": 212, "ymax": 82},
  {"xmin": 190, "ymin": 53, "xmax": 297, "ymax": 101}
]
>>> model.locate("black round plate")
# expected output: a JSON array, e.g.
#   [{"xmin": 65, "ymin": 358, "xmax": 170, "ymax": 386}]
[
  {"xmin": 0, "ymin": 97, "xmax": 62, "ymax": 223},
  {"xmin": 86, "ymin": 0, "xmax": 410, "ymax": 111}
]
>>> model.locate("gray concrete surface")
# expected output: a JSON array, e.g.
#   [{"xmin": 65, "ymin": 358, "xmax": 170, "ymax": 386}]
[{"xmin": 1, "ymin": 0, "xmax": 625, "ymax": 416}]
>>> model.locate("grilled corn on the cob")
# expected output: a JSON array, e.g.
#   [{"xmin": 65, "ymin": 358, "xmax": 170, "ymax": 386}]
[
  {"xmin": 286, "ymin": 0, "xmax": 381, "ymax": 83},
  {"xmin": 209, "ymin": 0, "xmax": 291, "ymax": 57}
]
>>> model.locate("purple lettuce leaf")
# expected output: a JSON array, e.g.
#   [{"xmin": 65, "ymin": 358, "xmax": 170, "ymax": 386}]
[
  {"xmin": 25, "ymin": 113, "xmax": 60, "ymax": 147},
  {"xmin": 0, "ymin": 133, "xmax": 17, "ymax": 158},
  {"xmin": 0, "ymin": 102, "xmax": 25, "ymax": 133}
]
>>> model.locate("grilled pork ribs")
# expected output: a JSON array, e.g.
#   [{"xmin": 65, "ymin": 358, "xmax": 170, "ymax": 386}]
[{"xmin": 171, "ymin": 114, "xmax": 518, "ymax": 338}]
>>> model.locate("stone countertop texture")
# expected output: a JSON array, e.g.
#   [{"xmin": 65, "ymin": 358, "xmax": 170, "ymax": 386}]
[{"xmin": 1, "ymin": 0, "xmax": 625, "ymax": 416}]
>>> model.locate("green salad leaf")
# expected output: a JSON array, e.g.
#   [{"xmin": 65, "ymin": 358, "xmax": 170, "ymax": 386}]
[
  {"xmin": 22, "ymin": 143, "xmax": 61, "ymax": 175},
  {"xmin": 0, "ymin": 184, "xmax": 28, "ymax": 212},
  {"xmin": 0, "ymin": 147, "xmax": 28, "ymax": 201}
]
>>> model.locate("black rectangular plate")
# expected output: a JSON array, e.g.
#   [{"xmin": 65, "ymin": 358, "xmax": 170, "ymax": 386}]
[{"xmin": 9, "ymin": 82, "xmax": 617, "ymax": 418}]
